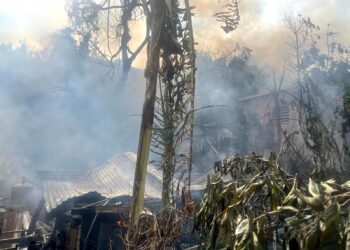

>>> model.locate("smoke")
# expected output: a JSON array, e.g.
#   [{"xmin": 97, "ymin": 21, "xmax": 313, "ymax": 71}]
[
  {"xmin": 0, "ymin": 0, "xmax": 349, "ymax": 179},
  {"xmin": 0, "ymin": 32, "xmax": 146, "ymax": 179},
  {"xmin": 191, "ymin": 0, "xmax": 350, "ymax": 69},
  {"xmin": 2, "ymin": 0, "xmax": 349, "ymax": 69}
]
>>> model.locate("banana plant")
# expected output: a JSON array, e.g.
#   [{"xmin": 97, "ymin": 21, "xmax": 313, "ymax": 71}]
[{"xmin": 195, "ymin": 155, "xmax": 350, "ymax": 249}]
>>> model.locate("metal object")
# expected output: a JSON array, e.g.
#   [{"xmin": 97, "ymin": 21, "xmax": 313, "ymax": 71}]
[{"xmin": 42, "ymin": 152, "xmax": 163, "ymax": 213}]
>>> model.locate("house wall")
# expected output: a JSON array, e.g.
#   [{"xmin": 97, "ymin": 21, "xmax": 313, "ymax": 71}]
[{"xmin": 238, "ymin": 91, "xmax": 299, "ymax": 156}]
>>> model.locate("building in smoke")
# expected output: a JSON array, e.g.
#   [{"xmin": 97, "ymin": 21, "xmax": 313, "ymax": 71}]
[
  {"xmin": 191, "ymin": 86, "xmax": 299, "ymax": 173},
  {"xmin": 237, "ymin": 87, "xmax": 299, "ymax": 155}
]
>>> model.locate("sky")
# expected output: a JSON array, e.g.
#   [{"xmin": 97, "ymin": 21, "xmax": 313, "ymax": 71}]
[
  {"xmin": 192, "ymin": 0, "xmax": 350, "ymax": 67},
  {"xmin": 0, "ymin": 0, "xmax": 349, "ymax": 68},
  {"xmin": 0, "ymin": 0, "xmax": 67, "ymax": 49}
]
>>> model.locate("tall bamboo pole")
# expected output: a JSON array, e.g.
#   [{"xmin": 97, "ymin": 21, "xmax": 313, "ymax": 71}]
[{"xmin": 129, "ymin": 0, "xmax": 165, "ymax": 228}]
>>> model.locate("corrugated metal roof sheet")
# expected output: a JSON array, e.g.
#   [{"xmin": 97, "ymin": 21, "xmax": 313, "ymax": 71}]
[
  {"xmin": 37, "ymin": 170, "xmax": 84, "ymax": 182},
  {"xmin": 43, "ymin": 152, "xmax": 163, "ymax": 212}
]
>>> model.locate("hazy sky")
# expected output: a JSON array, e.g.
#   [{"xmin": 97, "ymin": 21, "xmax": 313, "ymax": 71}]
[
  {"xmin": 0, "ymin": 0, "xmax": 67, "ymax": 49},
  {"xmin": 0, "ymin": 0, "xmax": 349, "ymax": 68},
  {"xmin": 193, "ymin": 0, "xmax": 350, "ymax": 67}
]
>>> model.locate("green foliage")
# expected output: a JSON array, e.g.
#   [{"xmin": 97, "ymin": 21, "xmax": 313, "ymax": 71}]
[{"xmin": 195, "ymin": 155, "xmax": 350, "ymax": 249}]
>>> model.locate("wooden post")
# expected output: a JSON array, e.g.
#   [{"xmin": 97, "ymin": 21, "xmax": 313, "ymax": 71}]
[{"xmin": 128, "ymin": 0, "xmax": 165, "ymax": 236}]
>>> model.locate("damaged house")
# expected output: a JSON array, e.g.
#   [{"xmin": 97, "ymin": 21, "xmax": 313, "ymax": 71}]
[
  {"xmin": 0, "ymin": 152, "xmax": 164, "ymax": 249},
  {"xmin": 192, "ymin": 86, "xmax": 299, "ymax": 173},
  {"xmin": 41, "ymin": 152, "xmax": 163, "ymax": 249},
  {"xmin": 237, "ymin": 87, "xmax": 299, "ymax": 155}
]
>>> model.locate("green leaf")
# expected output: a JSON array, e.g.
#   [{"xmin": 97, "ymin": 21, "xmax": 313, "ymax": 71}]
[
  {"xmin": 320, "ymin": 182, "xmax": 338, "ymax": 194},
  {"xmin": 294, "ymin": 188, "xmax": 324, "ymax": 211},
  {"xmin": 282, "ymin": 177, "xmax": 297, "ymax": 205},
  {"xmin": 285, "ymin": 214, "xmax": 313, "ymax": 227},
  {"xmin": 320, "ymin": 203, "xmax": 341, "ymax": 249},
  {"xmin": 303, "ymin": 224, "xmax": 320, "ymax": 250},
  {"xmin": 277, "ymin": 205, "xmax": 299, "ymax": 213},
  {"xmin": 253, "ymin": 231, "xmax": 265, "ymax": 250},
  {"xmin": 256, "ymin": 217, "xmax": 268, "ymax": 248},
  {"xmin": 269, "ymin": 181, "xmax": 280, "ymax": 211},
  {"xmin": 235, "ymin": 218, "xmax": 249, "ymax": 236},
  {"xmin": 342, "ymin": 180, "xmax": 350, "ymax": 189},
  {"xmin": 235, "ymin": 217, "xmax": 252, "ymax": 250},
  {"xmin": 208, "ymin": 216, "xmax": 219, "ymax": 249},
  {"xmin": 324, "ymin": 179, "xmax": 336, "ymax": 184},
  {"xmin": 308, "ymin": 178, "xmax": 321, "ymax": 198}
]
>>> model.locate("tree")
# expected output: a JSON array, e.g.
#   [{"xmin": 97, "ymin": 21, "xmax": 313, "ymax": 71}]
[
  {"xmin": 66, "ymin": 0, "xmax": 243, "ymax": 244},
  {"xmin": 67, "ymin": 0, "xmax": 150, "ymax": 91},
  {"xmin": 126, "ymin": 2, "xmax": 244, "ymax": 246},
  {"xmin": 148, "ymin": 0, "xmax": 197, "ymax": 209},
  {"xmin": 284, "ymin": 14, "xmax": 350, "ymax": 177},
  {"xmin": 214, "ymin": 0, "xmax": 240, "ymax": 33}
]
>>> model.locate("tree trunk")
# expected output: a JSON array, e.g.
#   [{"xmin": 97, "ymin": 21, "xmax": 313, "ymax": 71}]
[
  {"xmin": 184, "ymin": 0, "xmax": 196, "ymax": 191},
  {"xmin": 162, "ymin": 141, "xmax": 174, "ymax": 208},
  {"xmin": 161, "ymin": 83, "xmax": 175, "ymax": 208},
  {"xmin": 117, "ymin": 60, "xmax": 131, "ymax": 92},
  {"xmin": 128, "ymin": 0, "xmax": 165, "ymax": 235},
  {"xmin": 116, "ymin": 0, "xmax": 133, "ymax": 92}
]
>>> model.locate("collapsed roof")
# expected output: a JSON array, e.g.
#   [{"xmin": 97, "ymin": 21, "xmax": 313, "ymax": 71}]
[{"xmin": 42, "ymin": 152, "xmax": 163, "ymax": 213}]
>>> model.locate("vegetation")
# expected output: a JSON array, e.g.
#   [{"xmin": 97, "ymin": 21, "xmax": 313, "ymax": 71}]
[
  {"xmin": 282, "ymin": 15, "xmax": 350, "ymax": 177},
  {"xmin": 195, "ymin": 155, "xmax": 350, "ymax": 249},
  {"xmin": 151, "ymin": 0, "xmax": 196, "ymax": 208}
]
